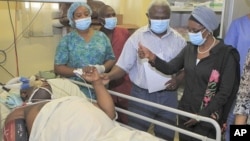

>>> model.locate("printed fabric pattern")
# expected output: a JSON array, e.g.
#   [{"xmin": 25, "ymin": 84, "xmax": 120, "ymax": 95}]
[
  {"xmin": 200, "ymin": 69, "xmax": 220, "ymax": 119},
  {"xmin": 54, "ymin": 30, "xmax": 115, "ymax": 69},
  {"xmin": 234, "ymin": 50, "xmax": 250, "ymax": 116}
]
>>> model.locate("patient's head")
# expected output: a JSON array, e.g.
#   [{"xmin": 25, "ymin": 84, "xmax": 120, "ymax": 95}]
[{"xmin": 20, "ymin": 79, "xmax": 53, "ymax": 103}]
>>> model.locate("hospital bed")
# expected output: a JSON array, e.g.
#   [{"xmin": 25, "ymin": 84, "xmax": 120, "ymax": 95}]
[
  {"xmin": 1, "ymin": 78, "xmax": 221, "ymax": 141},
  {"xmin": 0, "ymin": 78, "xmax": 164, "ymax": 141},
  {"xmin": 71, "ymin": 80, "xmax": 222, "ymax": 141}
]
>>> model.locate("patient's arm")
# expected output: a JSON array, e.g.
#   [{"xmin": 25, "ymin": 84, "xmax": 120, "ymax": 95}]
[
  {"xmin": 4, "ymin": 102, "xmax": 48, "ymax": 136},
  {"xmin": 23, "ymin": 102, "xmax": 49, "ymax": 134},
  {"xmin": 82, "ymin": 67, "xmax": 116, "ymax": 119},
  {"xmin": 93, "ymin": 79, "xmax": 116, "ymax": 119},
  {"xmin": 5, "ymin": 107, "xmax": 26, "ymax": 123},
  {"xmin": 4, "ymin": 109, "xmax": 28, "ymax": 141}
]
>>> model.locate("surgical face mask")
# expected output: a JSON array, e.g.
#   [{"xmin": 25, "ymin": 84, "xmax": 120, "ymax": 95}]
[
  {"xmin": 104, "ymin": 17, "xmax": 117, "ymax": 30},
  {"xmin": 27, "ymin": 87, "xmax": 53, "ymax": 104},
  {"xmin": 188, "ymin": 30, "xmax": 206, "ymax": 46},
  {"xmin": 75, "ymin": 17, "xmax": 92, "ymax": 30},
  {"xmin": 150, "ymin": 19, "xmax": 170, "ymax": 34}
]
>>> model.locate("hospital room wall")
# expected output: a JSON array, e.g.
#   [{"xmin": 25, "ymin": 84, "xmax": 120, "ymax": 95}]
[
  {"xmin": 0, "ymin": 2, "xmax": 60, "ymax": 83},
  {"xmin": 0, "ymin": 0, "xmax": 150, "ymax": 83}
]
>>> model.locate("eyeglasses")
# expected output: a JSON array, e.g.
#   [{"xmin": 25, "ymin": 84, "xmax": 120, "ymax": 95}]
[{"xmin": 188, "ymin": 27, "xmax": 205, "ymax": 33}]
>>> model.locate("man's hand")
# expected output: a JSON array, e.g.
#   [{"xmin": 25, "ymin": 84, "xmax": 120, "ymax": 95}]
[
  {"xmin": 165, "ymin": 77, "xmax": 178, "ymax": 91},
  {"xmin": 99, "ymin": 73, "xmax": 111, "ymax": 85},
  {"xmin": 166, "ymin": 70, "xmax": 184, "ymax": 91}
]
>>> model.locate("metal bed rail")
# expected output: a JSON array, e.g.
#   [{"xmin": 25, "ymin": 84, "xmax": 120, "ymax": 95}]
[{"xmin": 70, "ymin": 80, "xmax": 221, "ymax": 141}]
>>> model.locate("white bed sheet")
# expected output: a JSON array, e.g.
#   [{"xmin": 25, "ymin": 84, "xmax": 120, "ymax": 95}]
[{"xmin": 30, "ymin": 96, "xmax": 162, "ymax": 141}]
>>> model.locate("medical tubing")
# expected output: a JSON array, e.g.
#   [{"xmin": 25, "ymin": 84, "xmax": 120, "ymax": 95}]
[
  {"xmin": 73, "ymin": 75, "xmax": 93, "ymax": 103},
  {"xmin": 0, "ymin": 50, "xmax": 7, "ymax": 64}
]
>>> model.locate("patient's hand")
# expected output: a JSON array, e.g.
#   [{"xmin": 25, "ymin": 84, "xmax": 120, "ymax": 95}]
[{"xmin": 82, "ymin": 67, "xmax": 100, "ymax": 83}]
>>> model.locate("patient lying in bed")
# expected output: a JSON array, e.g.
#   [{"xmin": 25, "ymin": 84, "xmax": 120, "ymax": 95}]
[
  {"xmin": 0, "ymin": 75, "xmax": 87, "ymax": 138},
  {"xmin": 3, "ymin": 67, "xmax": 162, "ymax": 141}
]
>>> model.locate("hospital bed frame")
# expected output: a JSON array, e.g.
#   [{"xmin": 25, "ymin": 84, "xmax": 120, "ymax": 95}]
[{"xmin": 71, "ymin": 80, "xmax": 222, "ymax": 141}]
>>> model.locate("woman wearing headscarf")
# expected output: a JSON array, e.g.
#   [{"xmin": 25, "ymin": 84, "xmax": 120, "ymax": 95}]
[
  {"xmin": 138, "ymin": 6, "xmax": 240, "ymax": 140},
  {"xmin": 54, "ymin": 2, "xmax": 115, "ymax": 99}
]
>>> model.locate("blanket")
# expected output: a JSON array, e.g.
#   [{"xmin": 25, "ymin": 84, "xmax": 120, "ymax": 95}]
[{"xmin": 29, "ymin": 96, "xmax": 162, "ymax": 141}]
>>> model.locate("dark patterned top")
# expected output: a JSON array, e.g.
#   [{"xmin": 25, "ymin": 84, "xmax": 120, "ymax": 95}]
[{"xmin": 153, "ymin": 41, "xmax": 239, "ymax": 119}]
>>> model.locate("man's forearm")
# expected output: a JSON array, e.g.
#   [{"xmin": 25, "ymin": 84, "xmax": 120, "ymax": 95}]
[
  {"xmin": 103, "ymin": 60, "xmax": 116, "ymax": 73},
  {"xmin": 107, "ymin": 65, "xmax": 126, "ymax": 81}
]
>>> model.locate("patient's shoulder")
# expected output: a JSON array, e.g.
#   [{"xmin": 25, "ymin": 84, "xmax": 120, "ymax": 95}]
[
  {"xmin": 5, "ymin": 107, "xmax": 26, "ymax": 124},
  {"xmin": 23, "ymin": 101, "xmax": 49, "ymax": 134}
]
